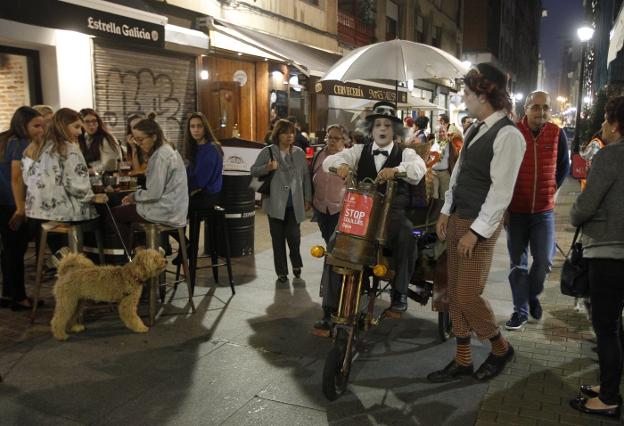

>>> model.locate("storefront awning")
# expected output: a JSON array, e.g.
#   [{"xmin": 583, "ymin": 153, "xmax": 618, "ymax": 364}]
[
  {"xmin": 211, "ymin": 20, "xmax": 341, "ymax": 77},
  {"xmin": 0, "ymin": 0, "xmax": 167, "ymax": 47},
  {"xmin": 209, "ymin": 21, "xmax": 286, "ymax": 62},
  {"xmin": 165, "ymin": 24, "xmax": 208, "ymax": 50}
]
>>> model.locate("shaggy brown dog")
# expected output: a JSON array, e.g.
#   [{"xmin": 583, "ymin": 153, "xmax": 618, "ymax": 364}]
[{"xmin": 50, "ymin": 249, "xmax": 166, "ymax": 340}]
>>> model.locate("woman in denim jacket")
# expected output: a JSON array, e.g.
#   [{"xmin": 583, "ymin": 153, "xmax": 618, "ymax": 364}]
[{"xmin": 111, "ymin": 114, "xmax": 188, "ymax": 251}]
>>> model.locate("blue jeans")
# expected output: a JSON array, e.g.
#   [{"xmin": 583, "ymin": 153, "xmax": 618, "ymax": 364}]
[{"xmin": 506, "ymin": 210, "xmax": 555, "ymax": 317}]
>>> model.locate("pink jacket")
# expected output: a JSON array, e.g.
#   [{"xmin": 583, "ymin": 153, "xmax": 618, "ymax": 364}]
[{"xmin": 312, "ymin": 149, "xmax": 346, "ymax": 215}]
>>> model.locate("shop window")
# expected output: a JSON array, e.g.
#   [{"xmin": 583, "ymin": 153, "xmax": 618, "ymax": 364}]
[
  {"xmin": 386, "ymin": 17, "xmax": 397, "ymax": 40},
  {"xmin": 416, "ymin": 16, "xmax": 425, "ymax": 43},
  {"xmin": 431, "ymin": 25, "xmax": 442, "ymax": 48},
  {"xmin": 0, "ymin": 46, "xmax": 42, "ymax": 131}
]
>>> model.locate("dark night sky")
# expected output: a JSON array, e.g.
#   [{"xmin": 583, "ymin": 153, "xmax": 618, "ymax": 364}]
[{"xmin": 539, "ymin": 0, "xmax": 585, "ymax": 95}]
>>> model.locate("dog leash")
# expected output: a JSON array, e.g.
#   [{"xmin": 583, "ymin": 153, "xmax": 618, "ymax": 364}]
[{"xmin": 104, "ymin": 201, "xmax": 133, "ymax": 263}]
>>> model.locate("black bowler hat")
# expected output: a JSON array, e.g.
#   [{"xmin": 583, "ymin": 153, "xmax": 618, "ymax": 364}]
[
  {"xmin": 366, "ymin": 101, "xmax": 402, "ymax": 123},
  {"xmin": 475, "ymin": 63, "xmax": 508, "ymax": 90}
]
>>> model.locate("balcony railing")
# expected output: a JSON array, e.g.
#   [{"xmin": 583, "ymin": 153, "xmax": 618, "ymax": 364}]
[{"xmin": 337, "ymin": 10, "xmax": 375, "ymax": 47}]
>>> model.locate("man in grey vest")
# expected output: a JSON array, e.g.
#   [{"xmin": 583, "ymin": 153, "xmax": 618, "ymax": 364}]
[{"xmin": 427, "ymin": 63, "xmax": 526, "ymax": 383}]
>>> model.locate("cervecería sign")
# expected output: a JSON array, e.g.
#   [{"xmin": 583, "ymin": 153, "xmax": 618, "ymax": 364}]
[
  {"xmin": 0, "ymin": 0, "xmax": 165, "ymax": 48},
  {"xmin": 315, "ymin": 81, "xmax": 408, "ymax": 104}
]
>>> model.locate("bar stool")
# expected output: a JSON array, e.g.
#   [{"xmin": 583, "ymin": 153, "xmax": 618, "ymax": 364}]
[
  {"xmin": 177, "ymin": 205, "xmax": 235, "ymax": 295},
  {"xmin": 131, "ymin": 222, "xmax": 196, "ymax": 326},
  {"xmin": 31, "ymin": 220, "xmax": 105, "ymax": 322}
]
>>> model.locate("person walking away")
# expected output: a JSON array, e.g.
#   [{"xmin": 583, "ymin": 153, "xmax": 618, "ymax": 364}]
[
  {"xmin": 504, "ymin": 90, "xmax": 570, "ymax": 330},
  {"xmin": 311, "ymin": 124, "xmax": 348, "ymax": 244},
  {"xmin": 427, "ymin": 63, "xmax": 526, "ymax": 383},
  {"xmin": 568, "ymin": 95, "xmax": 624, "ymax": 419},
  {"xmin": 250, "ymin": 119, "xmax": 311, "ymax": 284}
]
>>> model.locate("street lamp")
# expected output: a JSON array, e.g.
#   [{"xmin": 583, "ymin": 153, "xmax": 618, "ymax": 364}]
[{"xmin": 573, "ymin": 26, "xmax": 594, "ymax": 153}]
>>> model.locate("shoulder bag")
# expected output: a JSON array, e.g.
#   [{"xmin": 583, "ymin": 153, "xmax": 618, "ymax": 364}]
[
  {"xmin": 560, "ymin": 227, "xmax": 589, "ymax": 298},
  {"xmin": 250, "ymin": 146, "xmax": 275, "ymax": 195}
]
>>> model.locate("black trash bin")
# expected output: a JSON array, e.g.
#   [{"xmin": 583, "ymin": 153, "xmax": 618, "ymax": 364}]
[{"xmin": 216, "ymin": 171, "xmax": 255, "ymax": 257}]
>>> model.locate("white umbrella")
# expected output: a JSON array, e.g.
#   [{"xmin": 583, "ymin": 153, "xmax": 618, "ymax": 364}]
[{"xmin": 322, "ymin": 39, "xmax": 468, "ymax": 82}]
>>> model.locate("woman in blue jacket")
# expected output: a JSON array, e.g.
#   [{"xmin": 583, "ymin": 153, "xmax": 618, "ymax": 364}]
[{"xmin": 0, "ymin": 107, "xmax": 44, "ymax": 310}]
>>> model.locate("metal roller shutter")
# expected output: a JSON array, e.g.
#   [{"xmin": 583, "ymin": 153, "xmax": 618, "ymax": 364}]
[{"xmin": 93, "ymin": 40, "xmax": 196, "ymax": 150}]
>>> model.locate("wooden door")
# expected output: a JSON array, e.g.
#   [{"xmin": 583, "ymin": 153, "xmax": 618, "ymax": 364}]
[{"xmin": 201, "ymin": 81, "xmax": 240, "ymax": 140}]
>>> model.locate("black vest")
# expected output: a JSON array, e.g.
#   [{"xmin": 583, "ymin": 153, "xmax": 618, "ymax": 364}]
[
  {"xmin": 356, "ymin": 143, "xmax": 410, "ymax": 208},
  {"xmin": 452, "ymin": 116, "xmax": 515, "ymax": 219}
]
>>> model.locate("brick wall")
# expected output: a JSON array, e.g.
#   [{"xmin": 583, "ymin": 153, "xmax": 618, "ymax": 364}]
[{"xmin": 0, "ymin": 53, "xmax": 30, "ymax": 131}]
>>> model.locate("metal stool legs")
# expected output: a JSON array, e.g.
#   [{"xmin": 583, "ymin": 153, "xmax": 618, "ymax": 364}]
[
  {"xmin": 182, "ymin": 208, "xmax": 235, "ymax": 295},
  {"xmin": 30, "ymin": 221, "xmax": 103, "ymax": 322},
  {"xmin": 30, "ymin": 225, "xmax": 50, "ymax": 322},
  {"xmin": 143, "ymin": 224, "xmax": 195, "ymax": 326}
]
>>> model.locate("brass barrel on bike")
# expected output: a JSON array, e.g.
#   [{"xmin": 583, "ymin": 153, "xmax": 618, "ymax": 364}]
[
  {"xmin": 375, "ymin": 179, "xmax": 397, "ymax": 246},
  {"xmin": 331, "ymin": 181, "xmax": 383, "ymax": 266}
]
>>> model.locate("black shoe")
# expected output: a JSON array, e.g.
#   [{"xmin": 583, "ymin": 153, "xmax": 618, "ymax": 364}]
[
  {"xmin": 0, "ymin": 298, "xmax": 10, "ymax": 308},
  {"xmin": 313, "ymin": 307, "xmax": 333, "ymax": 331},
  {"xmin": 293, "ymin": 268, "xmax": 301, "ymax": 279},
  {"xmin": 390, "ymin": 293, "xmax": 407, "ymax": 312},
  {"xmin": 580, "ymin": 385, "xmax": 600, "ymax": 398},
  {"xmin": 529, "ymin": 298, "xmax": 543, "ymax": 320},
  {"xmin": 505, "ymin": 312, "xmax": 528, "ymax": 330},
  {"xmin": 569, "ymin": 397, "xmax": 621, "ymax": 418},
  {"xmin": 277, "ymin": 275, "xmax": 288, "ymax": 283},
  {"xmin": 473, "ymin": 345, "xmax": 514, "ymax": 381},
  {"xmin": 427, "ymin": 360, "xmax": 474, "ymax": 383}
]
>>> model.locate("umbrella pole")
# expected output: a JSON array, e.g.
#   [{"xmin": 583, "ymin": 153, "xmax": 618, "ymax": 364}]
[{"xmin": 395, "ymin": 80, "xmax": 399, "ymax": 108}]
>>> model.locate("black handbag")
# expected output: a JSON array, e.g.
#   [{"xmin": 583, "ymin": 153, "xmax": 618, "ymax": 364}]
[
  {"xmin": 560, "ymin": 227, "xmax": 590, "ymax": 298},
  {"xmin": 250, "ymin": 147, "xmax": 275, "ymax": 195}
]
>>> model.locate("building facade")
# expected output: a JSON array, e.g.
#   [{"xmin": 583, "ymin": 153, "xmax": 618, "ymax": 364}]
[{"xmin": 462, "ymin": 0, "xmax": 542, "ymax": 115}]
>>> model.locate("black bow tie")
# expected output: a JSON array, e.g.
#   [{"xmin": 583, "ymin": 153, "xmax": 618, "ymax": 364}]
[{"xmin": 373, "ymin": 149, "xmax": 389, "ymax": 157}]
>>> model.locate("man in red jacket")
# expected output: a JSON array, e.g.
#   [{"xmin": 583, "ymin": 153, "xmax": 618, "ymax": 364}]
[{"xmin": 505, "ymin": 90, "xmax": 570, "ymax": 330}]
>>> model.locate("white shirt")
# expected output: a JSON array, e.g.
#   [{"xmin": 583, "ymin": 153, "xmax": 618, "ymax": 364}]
[
  {"xmin": 441, "ymin": 110, "xmax": 526, "ymax": 238},
  {"xmin": 322, "ymin": 141, "xmax": 427, "ymax": 185}
]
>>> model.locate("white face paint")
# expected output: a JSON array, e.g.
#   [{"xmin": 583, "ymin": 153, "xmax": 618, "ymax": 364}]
[{"xmin": 372, "ymin": 118, "xmax": 393, "ymax": 147}]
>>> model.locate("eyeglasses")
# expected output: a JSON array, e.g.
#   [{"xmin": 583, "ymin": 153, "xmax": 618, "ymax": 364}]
[
  {"xmin": 528, "ymin": 104, "xmax": 550, "ymax": 112},
  {"xmin": 84, "ymin": 119, "xmax": 98, "ymax": 125}
]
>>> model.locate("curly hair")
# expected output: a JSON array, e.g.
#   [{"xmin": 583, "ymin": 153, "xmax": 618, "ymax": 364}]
[{"xmin": 463, "ymin": 67, "xmax": 512, "ymax": 113}]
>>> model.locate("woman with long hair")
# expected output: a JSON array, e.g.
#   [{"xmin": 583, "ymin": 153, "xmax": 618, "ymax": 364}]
[
  {"xmin": 183, "ymin": 112, "xmax": 223, "ymax": 208},
  {"xmin": 251, "ymin": 119, "xmax": 311, "ymax": 283},
  {"xmin": 0, "ymin": 106, "xmax": 44, "ymax": 310},
  {"xmin": 78, "ymin": 108, "xmax": 122, "ymax": 173},
  {"xmin": 22, "ymin": 108, "xmax": 106, "ymax": 223},
  {"xmin": 124, "ymin": 113, "xmax": 148, "ymax": 174},
  {"xmin": 111, "ymin": 113, "xmax": 188, "ymax": 251},
  {"xmin": 170, "ymin": 112, "xmax": 224, "ymax": 264}
]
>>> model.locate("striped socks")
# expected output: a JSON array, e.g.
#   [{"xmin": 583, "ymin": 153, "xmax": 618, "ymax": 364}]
[
  {"xmin": 490, "ymin": 332, "xmax": 509, "ymax": 356},
  {"xmin": 455, "ymin": 336, "xmax": 472, "ymax": 366}
]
